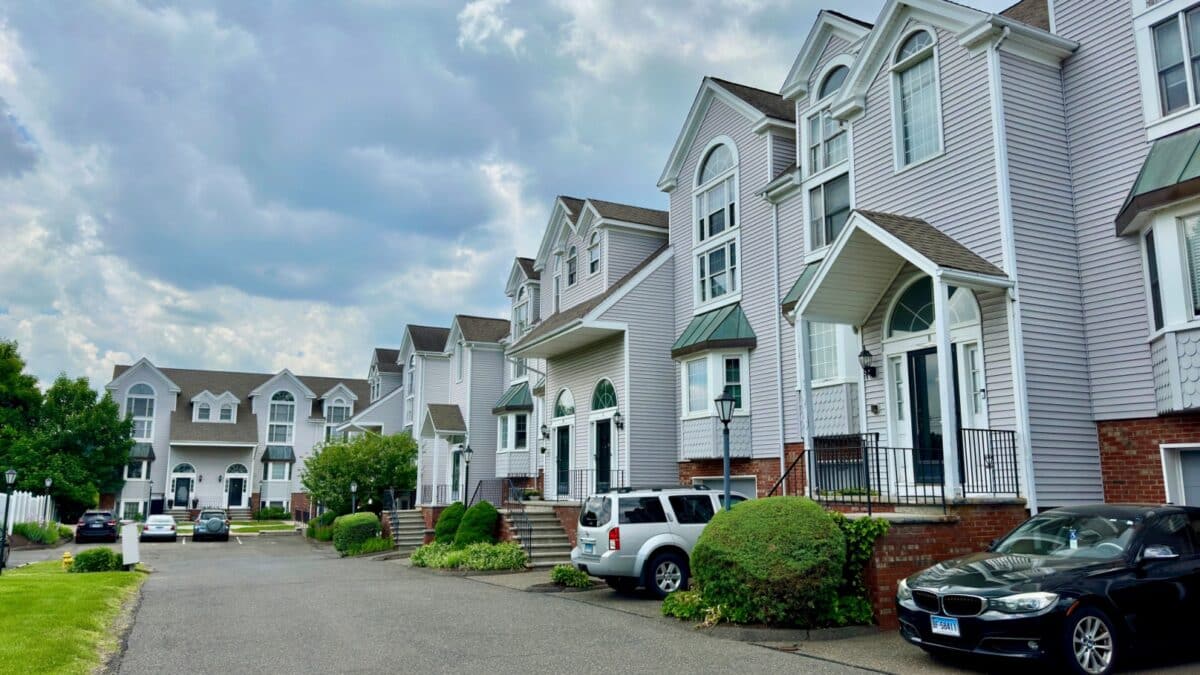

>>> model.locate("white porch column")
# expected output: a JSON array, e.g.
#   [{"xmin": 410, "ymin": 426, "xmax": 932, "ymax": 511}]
[
  {"xmin": 932, "ymin": 276, "xmax": 961, "ymax": 499},
  {"xmin": 414, "ymin": 444, "xmax": 424, "ymax": 506},
  {"xmin": 431, "ymin": 435, "xmax": 441, "ymax": 505},
  {"xmin": 798, "ymin": 318, "xmax": 815, "ymax": 498}
]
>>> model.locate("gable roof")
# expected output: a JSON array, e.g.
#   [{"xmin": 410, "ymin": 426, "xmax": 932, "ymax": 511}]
[
  {"xmin": 424, "ymin": 403, "xmax": 467, "ymax": 435},
  {"xmin": 999, "ymin": 0, "xmax": 1050, "ymax": 31},
  {"xmin": 109, "ymin": 364, "xmax": 368, "ymax": 445},
  {"xmin": 373, "ymin": 348, "xmax": 402, "ymax": 373},
  {"xmin": 586, "ymin": 198, "xmax": 670, "ymax": 229},
  {"xmin": 708, "ymin": 77, "xmax": 795, "ymax": 123},
  {"xmin": 780, "ymin": 9, "xmax": 873, "ymax": 99},
  {"xmin": 455, "ymin": 315, "xmax": 511, "ymax": 343},
  {"xmin": 855, "ymin": 210, "xmax": 1005, "ymax": 277},
  {"xmin": 533, "ymin": 196, "xmax": 586, "ymax": 272},
  {"xmin": 827, "ymin": 10, "xmax": 873, "ymax": 29},
  {"xmin": 559, "ymin": 196, "xmax": 585, "ymax": 224},
  {"xmin": 408, "ymin": 325, "xmax": 451, "ymax": 353},
  {"xmin": 517, "ymin": 257, "xmax": 539, "ymax": 280}
]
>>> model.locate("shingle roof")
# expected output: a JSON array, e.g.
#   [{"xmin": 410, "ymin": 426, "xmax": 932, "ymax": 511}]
[
  {"xmin": 373, "ymin": 348, "xmax": 402, "ymax": 373},
  {"xmin": 560, "ymin": 196, "xmax": 586, "ymax": 224},
  {"xmin": 426, "ymin": 404, "xmax": 466, "ymax": 435},
  {"xmin": 587, "ymin": 199, "xmax": 669, "ymax": 228},
  {"xmin": 709, "ymin": 77, "xmax": 795, "ymax": 122},
  {"xmin": 999, "ymin": 0, "xmax": 1050, "ymax": 31},
  {"xmin": 855, "ymin": 210, "xmax": 1006, "ymax": 277},
  {"xmin": 511, "ymin": 243, "xmax": 670, "ymax": 351},
  {"xmin": 826, "ymin": 9, "xmax": 873, "ymax": 29},
  {"xmin": 110, "ymin": 365, "xmax": 369, "ymax": 445},
  {"xmin": 456, "ymin": 315, "xmax": 511, "ymax": 343},
  {"xmin": 408, "ymin": 325, "xmax": 451, "ymax": 352},
  {"xmin": 517, "ymin": 257, "xmax": 540, "ymax": 281}
]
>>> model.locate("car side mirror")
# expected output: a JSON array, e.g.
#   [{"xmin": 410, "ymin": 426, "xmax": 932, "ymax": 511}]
[{"xmin": 1141, "ymin": 544, "xmax": 1180, "ymax": 562}]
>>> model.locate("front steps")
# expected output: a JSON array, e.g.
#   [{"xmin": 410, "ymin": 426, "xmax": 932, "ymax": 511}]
[
  {"xmin": 388, "ymin": 510, "xmax": 426, "ymax": 555},
  {"xmin": 503, "ymin": 507, "xmax": 573, "ymax": 569},
  {"xmin": 168, "ymin": 507, "xmax": 254, "ymax": 523}
]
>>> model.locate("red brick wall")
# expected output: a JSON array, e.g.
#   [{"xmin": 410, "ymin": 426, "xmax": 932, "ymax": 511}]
[
  {"xmin": 552, "ymin": 504, "xmax": 580, "ymax": 547},
  {"xmin": 1097, "ymin": 415, "xmax": 1200, "ymax": 503},
  {"xmin": 866, "ymin": 503, "xmax": 1028, "ymax": 630},
  {"xmin": 676, "ymin": 443, "xmax": 806, "ymax": 498},
  {"xmin": 290, "ymin": 492, "xmax": 311, "ymax": 519},
  {"xmin": 99, "ymin": 494, "xmax": 117, "ymax": 510}
]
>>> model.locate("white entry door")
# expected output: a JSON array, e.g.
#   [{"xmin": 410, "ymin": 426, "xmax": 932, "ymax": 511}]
[{"xmin": 886, "ymin": 354, "xmax": 911, "ymax": 449}]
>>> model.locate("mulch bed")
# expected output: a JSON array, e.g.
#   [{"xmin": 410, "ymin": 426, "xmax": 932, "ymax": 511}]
[{"xmin": 526, "ymin": 581, "xmax": 603, "ymax": 593}]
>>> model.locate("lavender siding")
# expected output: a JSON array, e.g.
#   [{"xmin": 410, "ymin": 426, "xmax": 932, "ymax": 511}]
[
  {"xmin": 606, "ymin": 229, "xmax": 667, "ymax": 284},
  {"xmin": 544, "ymin": 335, "xmax": 627, "ymax": 493}
]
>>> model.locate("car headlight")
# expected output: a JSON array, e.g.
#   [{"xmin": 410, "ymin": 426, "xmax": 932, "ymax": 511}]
[
  {"xmin": 989, "ymin": 592, "xmax": 1058, "ymax": 614},
  {"xmin": 897, "ymin": 578, "xmax": 913, "ymax": 602}
]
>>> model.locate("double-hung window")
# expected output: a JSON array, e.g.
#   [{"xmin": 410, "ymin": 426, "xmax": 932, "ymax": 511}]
[
  {"xmin": 1147, "ymin": 229, "xmax": 1166, "ymax": 331},
  {"xmin": 588, "ymin": 232, "xmax": 601, "ymax": 275},
  {"xmin": 197, "ymin": 403, "xmax": 210, "ymax": 421},
  {"xmin": 682, "ymin": 353, "xmax": 748, "ymax": 417},
  {"xmin": 268, "ymin": 391, "xmax": 295, "ymax": 444},
  {"xmin": 686, "ymin": 358, "xmax": 708, "ymax": 415},
  {"xmin": 807, "ymin": 110, "xmax": 847, "ymax": 174},
  {"xmin": 126, "ymin": 384, "xmax": 155, "ymax": 441},
  {"xmin": 219, "ymin": 404, "xmax": 233, "ymax": 422},
  {"xmin": 893, "ymin": 30, "xmax": 941, "ymax": 167},
  {"xmin": 325, "ymin": 398, "xmax": 350, "ymax": 441},
  {"xmin": 808, "ymin": 322, "xmax": 839, "ymax": 381},
  {"xmin": 515, "ymin": 414, "xmax": 527, "ymax": 449},
  {"xmin": 269, "ymin": 462, "xmax": 290, "ymax": 481},
  {"xmin": 697, "ymin": 240, "xmax": 737, "ymax": 303},
  {"xmin": 722, "ymin": 357, "xmax": 743, "ymax": 409},
  {"xmin": 809, "ymin": 174, "xmax": 851, "ymax": 249},
  {"xmin": 1153, "ymin": 7, "xmax": 1200, "ymax": 115},
  {"xmin": 499, "ymin": 416, "xmax": 510, "ymax": 450},
  {"xmin": 567, "ymin": 246, "xmax": 578, "ymax": 286},
  {"xmin": 126, "ymin": 460, "xmax": 147, "ymax": 480}
]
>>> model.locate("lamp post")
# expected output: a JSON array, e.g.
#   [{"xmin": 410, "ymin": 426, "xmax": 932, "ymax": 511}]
[
  {"xmin": 350, "ymin": 481, "xmax": 358, "ymax": 514},
  {"xmin": 714, "ymin": 390, "xmax": 736, "ymax": 511},
  {"xmin": 1, "ymin": 468, "xmax": 17, "ymax": 574},
  {"xmin": 42, "ymin": 477, "xmax": 52, "ymax": 526},
  {"xmin": 462, "ymin": 445, "xmax": 473, "ymax": 503}
]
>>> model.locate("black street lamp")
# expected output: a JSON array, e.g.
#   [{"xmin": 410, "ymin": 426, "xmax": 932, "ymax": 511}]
[
  {"xmin": 714, "ymin": 390, "xmax": 736, "ymax": 511},
  {"xmin": 350, "ymin": 480, "xmax": 358, "ymax": 514},
  {"xmin": 462, "ymin": 445, "xmax": 473, "ymax": 502},
  {"xmin": 42, "ymin": 477, "xmax": 52, "ymax": 526},
  {"xmin": 2, "ymin": 468, "xmax": 18, "ymax": 574}
]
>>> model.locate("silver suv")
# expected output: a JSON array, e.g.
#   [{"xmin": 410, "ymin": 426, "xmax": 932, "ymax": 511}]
[{"xmin": 570, "ymin": 486, "xmax": 746, "ymax": 598}]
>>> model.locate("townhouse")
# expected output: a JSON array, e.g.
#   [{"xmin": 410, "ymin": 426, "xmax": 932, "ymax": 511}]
[
  {"xmin": 105, "ymin": 359, "xmax": 367, "ymax": 520},
  {"xmin": 336, "ymin": 347, "xmax": 407, "ymax": 437}
]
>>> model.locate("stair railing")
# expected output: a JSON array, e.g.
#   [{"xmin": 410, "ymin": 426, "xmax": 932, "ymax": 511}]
[
  {"xmin": 767, "ymin": 448, "xmax": 807, "ymax": 497},
  {"xmin": 504, "ymin": 478, "xmax": 534, "ymax": 559}
]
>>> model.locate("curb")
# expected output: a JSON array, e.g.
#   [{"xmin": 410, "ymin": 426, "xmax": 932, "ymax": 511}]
[{"xmin": 692, "ymin": 623, "xmax": 878, "ymax": 642}]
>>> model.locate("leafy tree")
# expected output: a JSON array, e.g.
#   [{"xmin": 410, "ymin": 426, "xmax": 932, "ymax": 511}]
[
  {"xmin": 301, "ymin": 432, "xmax": 417, "ymax": 515},
  {"xmin": 0, "ymin": 340, "xmax": 41, "ymax": 455},
  {"xmin": 6, "ymin": 375, "xmax": 133, "ymax": 519}
]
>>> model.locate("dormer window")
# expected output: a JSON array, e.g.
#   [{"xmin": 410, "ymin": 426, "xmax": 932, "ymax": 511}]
[
  {"xmin": 818, "ymin": 65, "xmax": 848, "ymax": 99},
  {"xmin": 567, "ymin": 246, "xmax": 578, "ymax": 286},
  {"xmin": 892, "ymin": 29, "xmax": 942, "ymax": 168},
  {"xmin": 197, "ymin": 403, "xmax": 211, "ymax": 421},
  {"xmin": 588, "ymin": 232, "xmax": 601, "ymax": 275},
  {"xmin": 514, "ymin": 286, "xmax": 529, "ymax": 337},
  {"xmin": 220, "ymin": 404, "xmax": 233, "ymax": 422},
  {"xmin": 325, "ymin": 396, "xmax": 350, "ymax": 442}
]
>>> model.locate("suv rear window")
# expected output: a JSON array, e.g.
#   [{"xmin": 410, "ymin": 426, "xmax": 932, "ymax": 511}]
[
  {"xmin": 199, "ymin": 511, "xmax": 226, "ymax": 520},
  {"xmin": 669, "ymin": 495, "xmax": 715, "ymax": 524},
  {"xmin": 579, "ymin": 497, "xmax": 612, "ymax": 527},
  {"xmin": 618, "ymin": 497, "xmax": 667, "ymax": 524},
  {"xmin": 83, "ymin": 513, "xmax": 112, "ymax": 522}
]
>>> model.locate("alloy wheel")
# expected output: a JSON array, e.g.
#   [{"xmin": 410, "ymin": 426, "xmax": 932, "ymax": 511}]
[
  {"xmin": 655, "ymin": 561, "xmax": 682, "ymax": 593},
  {"xmin": 1072, "ymin": 615, "xmax": 1113, "ymax": 674}
]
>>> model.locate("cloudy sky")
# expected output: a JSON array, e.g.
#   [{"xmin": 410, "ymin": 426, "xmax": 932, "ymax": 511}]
[{"xmin": 0, "ymin": 0, "xmax": 1012, "ymax": 388}]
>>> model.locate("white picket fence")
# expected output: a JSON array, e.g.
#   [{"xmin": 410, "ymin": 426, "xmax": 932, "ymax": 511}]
[{"xmin": 0, "ymin": 490, "xmax": 58, "ymax": 535}]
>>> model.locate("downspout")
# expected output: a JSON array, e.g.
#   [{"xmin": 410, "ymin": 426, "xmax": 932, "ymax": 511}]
[
  {"xmin": 987, "ymin": 26, "xmax": 1039, "ymax": 514},
  {"xmin": 772, "ymin": 201, "xmax": 787, "ymax": 495}
]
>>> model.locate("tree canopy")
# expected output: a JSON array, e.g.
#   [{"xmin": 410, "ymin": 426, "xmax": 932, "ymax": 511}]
[
  {"xmin": 300, "ymin": 432, "xmax": 418, "ymax": 515},
  {"xmin": 0, "ymin": 340, "xmax": 42, "ymax": 454}
]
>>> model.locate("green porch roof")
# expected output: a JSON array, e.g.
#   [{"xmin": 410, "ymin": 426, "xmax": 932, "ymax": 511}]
[
  {"xmin": 1116, "ymin": 126, "xmax": 1200, "ymax": 234},
  {"xmin": 129, "ymin": 442, "xmax": 155, "ymax": 461},
  {"xmin": 492, "ymin": 381, "xmax": 534, "ymax": 414},
  {"xmin": 780, "ymin": 263, "xmax": 819, "ymax": 315},
  {"xmin": 671, "ymin": 302, "xmax": 757, "ymax": 359},
  {"xmin": 263, "ymin": 445, "xmax": 296, "ymax": 463}
]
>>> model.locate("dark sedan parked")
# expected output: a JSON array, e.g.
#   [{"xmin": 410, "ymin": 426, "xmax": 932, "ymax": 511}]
[
  {"xmin": 897, "ymin": 504, "xmax": 1200, "ymax": 675},
  {"xmin": 75, "ymin": 510, "xmax": 119, "ymax": 542}
]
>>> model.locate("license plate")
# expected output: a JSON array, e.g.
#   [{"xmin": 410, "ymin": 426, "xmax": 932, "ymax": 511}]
[
  {"xmin": 89, "ymin": 524, "xmax": 101, "ymax": 528},
  {"xmin": 583, "ymin": 542, "xmax": 594, "ymax": 555},
  {"xmin": 931, "ymin": 616, "xmax": 960, "ymax": 637}
]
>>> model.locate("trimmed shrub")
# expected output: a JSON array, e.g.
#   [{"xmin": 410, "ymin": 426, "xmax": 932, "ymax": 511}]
[
  {"xmin": 433, "ymin": 502, "xmax": 466, "ymax": 544},
  {"xmin": 661, "ymin": 589, "xmax": 706, "ymax": 621},
  {"xmin": 458, "ymin": 542, "xmax": 526, "ymax": 570},
  {"xmin": 70, "ymin": 547, "xmax": 124, "ymax": 573},
  {"xmin": 691, "ymin": 496, "xmax": 845, "ymax": 627},
  {"xmin": 550, "ymin": 564, "xmax": 591, "ymax": 588},
  {"xmin": 332, "ymin": 512, "xmax": 381, "ymax": 553},
  {"xmin": 13, "ymin": 522, "xmax": 61, "ymax": 545},
  {"xmin": 254, "ymin": 506, "xmax": 289, "ymax": 521},
  {"xmin": 345, "ymin": 536, "xmax": 394, "ymax": 556},
  {"xmin": 316, "ymin": 510, "xmax": 339, "ymax": 527},
  {"xmin": 828, "ymin": 513, "xmax": 890, "ymax": 626},
  {"xmin": 410, "ymin": 542, "xmax": 451, "ymax": 567},
  {"xmin": 306, "ymin": 521, "xmax": 335, "ymax": 542},
  {"xmin": 58, "ymin": 525, "xmax": 75, "ymax": 541},
  {"xmin": 453, "ymin": 501, "xmax": 499, "ymax": 548}
]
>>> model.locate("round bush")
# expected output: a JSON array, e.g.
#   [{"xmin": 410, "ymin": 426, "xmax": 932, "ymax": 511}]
[
  {"xmin": 332, "ymin": 512, "xmax": 381, "ymax": 553},
  {"xmin": 434, "ymin": 502, "xmax": 466, "ymax": 544},
  {"xmin": 316, "ymin": 510, "xmax": 338, "ymax": 527},
  {"xmin": 453, "ymin": 501, "xmax": 499, "ymax": 547},
  {"xmin": 70, "ymin": 547, "xmax": 124, "ymax": 573},
  {"xmin": 691, "ymin": 497, "xmax": 845, "ymax": 627}
]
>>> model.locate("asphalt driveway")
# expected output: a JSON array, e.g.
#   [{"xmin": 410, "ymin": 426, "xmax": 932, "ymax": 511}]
[{"xmin": 110, "ymin": 537, "xmax": 869, "ymax": 674}]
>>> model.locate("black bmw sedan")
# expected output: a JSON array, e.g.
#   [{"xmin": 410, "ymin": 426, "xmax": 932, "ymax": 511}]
[{"xmin": 897, "ymin": 504, "xmax": 1200, "ymax": 675}]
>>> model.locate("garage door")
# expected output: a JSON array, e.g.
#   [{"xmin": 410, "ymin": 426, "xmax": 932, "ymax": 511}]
[{"xmin": 692, "ymin": 477, "xmax": 757, "ymax": 500}]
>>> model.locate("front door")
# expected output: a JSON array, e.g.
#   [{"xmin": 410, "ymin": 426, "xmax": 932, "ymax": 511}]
[
  {"xmin": 173, "ymin": 478, "xmax": 192, "ymax": 508},
  {"xmin": 556, "ymin": 426, "xmax": 571, "ymax": 497},
  {"xmin": 907, "ymin": 348, "xmax": 948, "ymax": 484},
  {"xmin": 595, "ymin": 419, "xmax": 613, "ymax": 492},
  {"xmin": 1182, "ymin": 451, "xmax": 1200, "ymax": 506},
  {"xmin": 227, "ymin": 477, "xmax": 245, "ymax": 508}
]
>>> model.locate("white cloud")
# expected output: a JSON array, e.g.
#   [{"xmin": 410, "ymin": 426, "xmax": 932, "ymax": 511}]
[{"xmin": 457, "ymin": 0, "xmax": 526, "ymax": 53}]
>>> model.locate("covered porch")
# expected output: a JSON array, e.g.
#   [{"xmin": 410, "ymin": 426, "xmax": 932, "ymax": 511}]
[
  {"xmin": 793, "ymin": 210, "xmax": 1023, "ymax": 510},
  {"xmin": 419, "ymin": 404, "xmax": 467, "ymax": 506},
  {"xmin": 165, "ymin": 442, "xmax": 257, "ymax": 513}
]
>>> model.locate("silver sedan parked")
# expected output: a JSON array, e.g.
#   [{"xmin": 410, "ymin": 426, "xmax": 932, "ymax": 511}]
[{"xmin": 139, "ymin": 514, "xmax": 179, "ymax": 542}]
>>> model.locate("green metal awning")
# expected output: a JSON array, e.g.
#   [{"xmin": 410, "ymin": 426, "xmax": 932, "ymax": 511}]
[
  {"xmin": 263, "ymin": 445, "xmax": 296, "ymax": 463},
  {"xmin": 1116, "ymin": 126, "xmax": 1200, "ymax": 234},
  {"xmin": 671, "ymin": 302, "xmax": 757, "ymax": 359},
  {"xmin": 129, "ymin": 442, "xmax": 155, "ymax": 460},
  {"xmin": 492, "ymin": 381, "xmax": 534, "ymax": 414},
  {"xmin": 780, "ymin": 264, "xmax": 819, "ymax": 315}
]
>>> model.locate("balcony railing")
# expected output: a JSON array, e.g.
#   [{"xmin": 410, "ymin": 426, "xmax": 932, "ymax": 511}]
[
  {"xmin": 419, "ymin": 484, "xmax": 433, "ymax": 505},
  {"xmin": 544, "ymin": 469, "xmax": 626, "ymax": 502},
  {"xmin": 810, "ymin": 429, "xmax": 1019, "ymax": 515}
]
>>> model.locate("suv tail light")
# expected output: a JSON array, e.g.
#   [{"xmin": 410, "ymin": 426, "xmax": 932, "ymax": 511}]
[
  {"xmin": 106, "ymin": 520, "xmax": 115, "ymax": 527},
  {"xmin": 608, "ymin": 527, "xmax": 620, "ymax": 551},
  {"xmin": 168, "ymin": 525, "xmax": 176, "ymax": 531}
]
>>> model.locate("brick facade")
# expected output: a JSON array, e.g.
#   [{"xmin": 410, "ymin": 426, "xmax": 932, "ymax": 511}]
[
  {"xmin": 865, "ymin": 503, "xmax": 1029, "ymax": 630},
  {"xmin": 1098, "ymin": 414, "xmax": 1200, "ymax": 504},
  {"xmin": 290, "ymin": 492, "xmax": 312, "ymax": 520},
  {"xmin": 676, "ymin": 442, "xmax": 806, "ymax": 497}
]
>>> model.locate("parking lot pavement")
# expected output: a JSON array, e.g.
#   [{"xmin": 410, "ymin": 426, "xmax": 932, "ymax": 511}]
[{"xmin": 115, "ymin": 537, "xmax": 870, "ymax": 674}]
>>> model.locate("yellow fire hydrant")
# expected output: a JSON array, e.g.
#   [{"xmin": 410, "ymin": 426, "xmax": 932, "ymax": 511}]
[{"xmin": 62, "ymin": 551, "xmax": 73, "ymax": 571}]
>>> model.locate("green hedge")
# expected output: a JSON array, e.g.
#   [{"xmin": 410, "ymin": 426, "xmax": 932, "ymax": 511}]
[
  {"xmin": 70, "ymin": 547, "xmax": 124, "ymax": 573},
  {"xmin": 410, "ymin": 541, "xmax": 527, "ymax": 570},
  {"xmin": 453, "ymin": 501, "xmax": 498, "ymax": 547},
  {"xmin": 332, "ymin": 512, "xmax": 381, "ymax": 553},
  {"xmin": 549, "ymin": 564, "xmax": 591, "ymax": 588},
  {"xmin": 344, "ymin": 536, "xmax": 394, "ymax": 556},
  {"xmin": 316, "ymin": 510, "xmax": 338, "ymax": 527},
  {"xmin": 13, "ymin": 522, "xmax": 62, "ymax": 545},
  {"xmin": 661, "ymin": 589, "xmax": 706, "ymax": 621},
  {"xmin": 254, "ymin": 506, "xmax": 289, "ymax": 521},
  {"xmin": 433, "ymin": 502, "xmax": 466, "ymax": 544},
  {"xmin": 691, "ymin": 497, "xmax": 845, "ymax": 627}
]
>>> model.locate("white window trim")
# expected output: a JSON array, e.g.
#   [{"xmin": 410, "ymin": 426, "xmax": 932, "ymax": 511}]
[
  {"xmin": 125, "ymin": 459, "xmax": 149, "ymax": 481},
  {"xmin": 691, "ymin": 137, "xmax": 741, "ymax": 314},
  {"xmin": 1140, "ymin": 201, "xmax": 1200, "ymax": 340},
  {"xmin": 1160, "ymin": 443, "xmax": 1200, "ymax": 505},
  {"xmin": 119, "ymin": 499, "xmax": 145, "ymax": 520},
  {"xmin": 498, "ymin": 415, "xmax": 510, "ymax": 453},
  {"xmin": 1135, "ymin": 0, "xmax": 1200, "ymax": 139},
  {"xmin": 266, "ymin": 461, "xmax": 292, "ymax": 482},
  {"xmin": 218, "ymin": 403, "xmax": 236, "ymax": 423},
  {"xmin": 804, "ymin": 172, "xmax": 853, "ymax": 254},
  {"xmin": 679, "ymin": 351, "xmax": 751, "ymax": 420},
  {"xmin": 126, "ymin": 384, "xmax": 155, "ymax": 442},
  {"xmin": 692, "ymin": 234, "xmax": 743, "ymax": 314},
  {"xmin": 566, "ymin": 247, "xmax": 578, "ymax": 287},
  {"xmin": 587, "ymin": 232, "xmax": 602, "ymax": 276},
  {"xmin": 889, "ymin": 26, "xmax": 946, "ymax": 173},
  {"xmin": 267, "ymin": 391, "xmax": 296, "ymax": 445}
]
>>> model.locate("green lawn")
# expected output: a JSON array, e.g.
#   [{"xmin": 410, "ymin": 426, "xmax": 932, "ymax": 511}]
[
  {"xmin": 230, "ymin": 523, "xmax": 295, "ymax": 533},
  {"xmin": 0, "ymin": 560, "xmax": 145, "ymax": 675}
]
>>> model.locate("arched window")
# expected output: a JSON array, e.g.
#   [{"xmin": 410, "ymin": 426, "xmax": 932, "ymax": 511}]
[
  {"xmin": 886, "ymin": 278, "xmax": 979, "ymax": 338},
  {"xmin": 269, "ymin": 391, "xmax": 296, "ymax": 444},
  {"xmin": 197, "ymin": 403, "xmax": 211, "ymax": 421},
  {"xmin": 818, "ymin": 65, "xmax": 848, "ymax": 99},
  {"xmin": 515, "ymin": 286, "xmax": 529, "ymax": 335},
  {"xmin": 227, "ymin": 463, "xmax": 248, "ymax": 474},
  {"xmin": 325, "ymin": 396, "xmax": 350, "ymax": 441},
  {"xmin": 554, "ymin": 389, "xmax": 575, "ymax": 418},
  {"xmin": 588, "ymin": 232, "xmax": 601, "ymax": 275},
  {"xmin": 407, "ymin": 354, "xmax": 415, "ymax": 390},
  {"xmin": 893, "ymin": 30, "xmax": 940, "ymax": 166},
  {"xmin": 126, "ymin": 384, "xmax": 155, "ymax": 441},
  {"xmin": 567, "ymin": 246, "xmax": 578, "ymax": 286},
  {"xmin": 695, "ymin": 143, "xmax": 737, "ymax": 243},
  {"xmin": 173, "ymin": 463, "xmax": 195, "ymax": 474},
  {"xmin": 220, "ymin": 403, "xmax": 234, "ymax": 421},
  {"xmin": 592, "ymin": 379, "xmax": 617, "ymax": 410}
]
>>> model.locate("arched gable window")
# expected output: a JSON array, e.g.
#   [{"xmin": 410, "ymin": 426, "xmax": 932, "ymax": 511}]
[
  {"xmin": 268, "ymin": 391, "xmax": 296, "ymax": 444},
  {"xmin": 591, "ymin": 379, "xmax": 618, "ymax": 410},
  {"xmin": 407, "ymin": 354, "xmax": 415, "ymax": 390},
  {"xmin": 554, "ymin": 389, "xmax": 575, "ymax": 418},
  {"xmin": 567, "ymin": 246, "xmax": 578, "ymax": 286},
  {"xmin": 126, "ymin": 384, "xmax": 155, "ymax": 441},
  {"xmin": 220, "ymin": 404, "xmax": 234, "ymax": 421},
  {"xmin": 173, "ymin": 463, "xmax": 195, "ymax": 474},
  {"xmin": 695, "ymin": 143, "xmax": 737, "ymax": 242},
  {"xmin": 227, "ymin": 463, "xmax": 248, "ymax": 474},
  {"xmin": 588, "ymin": 232, "xmax": 601, "ymax": 275},
  {"xmin": 818, "ymin": 65, "xmax": 848, "ymax": 99},
  {"xmin": 886, "ymin": 277, "xmax": 979, "ymax": 338},
  {"xmin": 197, "ymin": 403, "xmax": 211, "ymax": 421},
  {"xmin": 893, "ymin": 30, "xmax": 941, "ymax": 166},
  {"xmin": 325, "ymin": 396, "xmax": 350, "ymax": 441}
]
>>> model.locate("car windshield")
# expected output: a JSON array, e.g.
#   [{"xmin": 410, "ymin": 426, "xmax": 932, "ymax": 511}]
[
  {"xmin": 993, "ymin": 511, "xmax": 1137, "ymax": 561},
  {"xmin": 579, "ymin": 497, "xmax": 612, "ymax": 527}
]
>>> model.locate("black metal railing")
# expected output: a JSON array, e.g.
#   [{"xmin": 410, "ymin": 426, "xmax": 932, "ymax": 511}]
[
  {"xmin": 957, "ymin": 428, "xmax": 1020, "ymax": 497},
  {"xmin": 435, "ymin": 484, "xmax": 449, "ymax": 504},
  {"xmin": 420, "ymin": 484, "xmax": 432, "ymax": 505},
  {"xmin": 467, "ymin": 478, "xmax": 533, "ymax": 557},
  {"xmin": 767, "ymin": 448, "xmax": 807, "ymax": 497}
]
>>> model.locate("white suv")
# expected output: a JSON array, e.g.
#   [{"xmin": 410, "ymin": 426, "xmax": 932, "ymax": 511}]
[{"xmin": 569, "ymin": 486, "xmax": 746, "ymax": 598}]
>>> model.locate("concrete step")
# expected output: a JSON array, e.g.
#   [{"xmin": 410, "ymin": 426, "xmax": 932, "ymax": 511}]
[
  {"xmin": 391, "ymin": 526, "xmax": 425, "ymax": 536},
  {"xmin": 528, "ymin": 558, "xmax": 573, "ymax": 569}
]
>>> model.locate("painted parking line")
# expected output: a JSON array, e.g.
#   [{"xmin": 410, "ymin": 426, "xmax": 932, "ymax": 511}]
[{"xmin": 236, "ymin": 537, "xmax": 242, "ymax": 545}]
